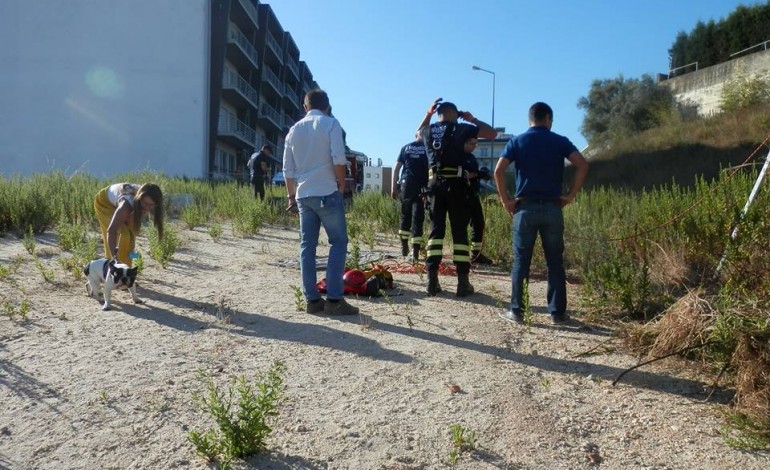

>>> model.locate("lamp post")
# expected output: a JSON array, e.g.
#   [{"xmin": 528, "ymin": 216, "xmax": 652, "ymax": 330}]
[{"xmin": 471, "ymin": 65, "xmax": 496, "ymax": 166}]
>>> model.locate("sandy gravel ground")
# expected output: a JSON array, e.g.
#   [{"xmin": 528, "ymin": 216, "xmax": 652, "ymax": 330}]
[{"xmin": 1, "ymin": 223, "xmax": 769, "ymax": 469}]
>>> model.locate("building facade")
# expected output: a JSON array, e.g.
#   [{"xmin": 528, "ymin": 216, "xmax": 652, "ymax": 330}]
[
  {"xmin": 0, "ymin": 0, "xmax": 315, "ymax": 180},
  {"xmin": 362, "ymin": 165, "xmax": 392, "ymax": 194}
]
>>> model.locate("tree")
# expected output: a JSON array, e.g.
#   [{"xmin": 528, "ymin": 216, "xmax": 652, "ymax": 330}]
[{"xmin": 578, "ymin": 74, "xmax": 677, "ymax": 145}]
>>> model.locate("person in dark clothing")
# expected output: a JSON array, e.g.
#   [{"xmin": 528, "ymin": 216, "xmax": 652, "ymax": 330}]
[
  {"xmin": 248, "ymin": 145, "xmax": 273, "ymax": 200},
  {"xmin": 494, "ymin": 102, "xmax": 589, "ymax": 325},
  {"xmin": 462, "ymin": 137, "xmax": 494, "ymax": 265},
  {"xmin": 391, "ymin": 134, "xmax": 429, "ymax": 262},
  {"xmin": 417, "ymin": 98, "xmax": 496, "ymax": 297}
]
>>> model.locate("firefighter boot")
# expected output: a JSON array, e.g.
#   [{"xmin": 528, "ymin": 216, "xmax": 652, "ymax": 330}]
[
  {"xmin": 427, "ymin": 267, "xmax": 442, "ymax": 296},
  {"xmin": 411, "ymin": 244, "xmax": 421, "ymax": 263},
  {"xmin": 400, "ymin": 238, "xmax": 409, "ymax": 257},
  {"xmin": 456, "ymin": 272, "xmax": 475, "ymax": 297},
  {"xmin": 472, "ymin": 250, "xmax": 493, "ymax": 265}
]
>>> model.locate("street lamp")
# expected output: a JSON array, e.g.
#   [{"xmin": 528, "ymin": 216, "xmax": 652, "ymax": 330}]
[{"xmin": 471, "ymin": 65, "xmax": 496, "ymax": 165}]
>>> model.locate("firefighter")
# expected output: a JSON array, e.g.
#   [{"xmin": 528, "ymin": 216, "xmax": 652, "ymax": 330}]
[
  {"xmin": 417, "ymin": 98, "xmax": 496, "ymax": 296},
  {"xmin": 463, "ymin": 137, "xmax": 494, "ymax": 265},
  {"xmin": 391, "ymin": 132, "xmax": 429, "ymax": 262}
]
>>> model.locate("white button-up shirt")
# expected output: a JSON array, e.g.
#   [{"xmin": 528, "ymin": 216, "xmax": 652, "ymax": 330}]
[{"xmin": 283, "ymin": 109, "xmax": 347, "ymax": 198}]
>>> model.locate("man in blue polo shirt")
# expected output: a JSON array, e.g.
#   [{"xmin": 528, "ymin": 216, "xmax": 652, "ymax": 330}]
[{"xmin": 493, "ymin": 102, "xmax": 589, "ymax": 324}]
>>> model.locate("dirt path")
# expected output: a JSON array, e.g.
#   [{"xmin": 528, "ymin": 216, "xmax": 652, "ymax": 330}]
[{"xmin": 1, "ymin": 224, "xmax": 768, "ymax": 469}]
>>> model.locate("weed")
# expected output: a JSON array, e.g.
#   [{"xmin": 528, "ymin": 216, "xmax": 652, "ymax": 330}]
[
  {"xmin": 18, "ymin": 299, "xmax": 30, "ymax": 320},
  {"xmin": 34, "ymin": 258, "xmax": 55, "ymax": 283},
  {"xmin": 58, "ymin": 233, "xmax": 99, "ymax": 278},
  {"xmin": 57, "ymin": 219, "xmax": 88, "ymax": 252},
  {"xmin": 0, "ymin": 256, "xmax": 23, "ymax": 281},
  {"xmin": 215, "ymin": 296, "xmax": 231, "ymax": 323},
  {"xmin": 99, "ymin": 389, "xmax": 109, "ymax": 403},
  {"xmin": 134, "ymin": 252, "xmax": 145, "ymax": 275},
  {"xmin": 22, "ymin": 226, "xmax": 36, "ymax": 255},
  {"xmin": 208, "ymin": 221, "xmax": 223, "ymax": 241},
  {"xmin": 347, "ymin": 240, "xmax": 362, "ymax": 270},
  {"xmin": 380, "ymin": 290, "xmax": 412, "ymax": 321},
  {"xmin": 232, "ymin": 202, "xmax": 266, "ymax": 237},
  {"xmin": 188, "ymin": 361, "xmax": 286, "ymax": 467},
  {"xmin": 540, "ymin": 375, "xmax": 551, "ymax": 391},
  {"xmin": 181, "ymin": 203, "xmax": 210, "ymax": 230},
  {"xmin": 721, "ymin": 410, "xmax": 770, "ymax": 450},
  {"xmin": 448, "ymin": 423, "xmax": 477, "ymax": 465},
  {"xmin": 3, "ymin": 301, "xmax": 15, "ymax": 319},
  {"xmin": 149, "ymin": 222, "xmax": 179, "ymax": 268},
  {"xmin": 290, "ymin": 285, "xmax": 305, "ymax": 312},
  {"xmin": 522, "ymin": 278, "xmax": 533, "ymax": 328}
]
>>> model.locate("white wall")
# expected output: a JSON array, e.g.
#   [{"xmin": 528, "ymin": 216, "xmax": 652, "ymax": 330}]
[
  {"xmin": 363, "ymin": 165, "xmax": 392, "ymax": 194},
  {"xmin": 0, "ymin": 0, "xmax": 210, "ymax": 178}
]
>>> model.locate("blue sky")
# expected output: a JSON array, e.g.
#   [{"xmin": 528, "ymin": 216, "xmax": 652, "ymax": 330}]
[{"xmin": 270, "ymin": 0, "xmax": 761, "ymax": 167}]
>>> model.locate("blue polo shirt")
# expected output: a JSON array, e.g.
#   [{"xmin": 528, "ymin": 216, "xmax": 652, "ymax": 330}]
[{"xmin": 500, "ymin": 126, "xmax": 577, "ymax": 199}]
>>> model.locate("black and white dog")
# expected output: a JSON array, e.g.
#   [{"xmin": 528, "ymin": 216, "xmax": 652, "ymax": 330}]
[{"xmin": 83, "ymin": 258, "xmax": 141, "ymax": 311}]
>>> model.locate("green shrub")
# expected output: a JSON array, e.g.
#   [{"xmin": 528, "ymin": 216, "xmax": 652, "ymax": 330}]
[
  {"xmin": 181, "ymin": 203, "xmax": 210, "ymax": 230},
  {"xmin": 721, "ymin": 74, "xmax": 770, "ymax": 113},
  {"xmin": 189, "ymin": 361, "xmax": 286, "ymax": 467},
  {"xmin": 148, "ymin": 222, "xmax": 179, "ymax": 268},
  {"xmin": 207, "ymin": 221, "xmax": 223, "ymax": 241},
  {"xmin": 56, "ymin": 219, "xmax": 89, "ymax": 252}
]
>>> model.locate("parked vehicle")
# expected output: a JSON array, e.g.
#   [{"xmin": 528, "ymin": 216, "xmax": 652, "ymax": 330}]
[{"xmin": 272, "ymin": 171, "xmax": 285, "ymax": 186}]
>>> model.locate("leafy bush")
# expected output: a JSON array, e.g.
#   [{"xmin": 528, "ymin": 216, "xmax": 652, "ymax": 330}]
[
  {"xmin": 189, "ymin": 361, "xmax": 286, "ymax": 467},
  {"xmin": 180, "ymin": 202, "xmax": 211, "ymax": 230},
  {"xmin": 207, "ymin": 221, "xmax": 223, "ymax": 241},
  {"xmin": 721, "ymin": 74, "xmax": 770, "ymax": 113},
  {"xmin": 148, "ymin": 222, "xmax": 179, "ymax": 268}
]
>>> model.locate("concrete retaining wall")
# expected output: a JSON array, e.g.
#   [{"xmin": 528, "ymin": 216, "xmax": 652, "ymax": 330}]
[{"xmin": 661, "ymin": 48, "xmax": 770, "ymax": 115}]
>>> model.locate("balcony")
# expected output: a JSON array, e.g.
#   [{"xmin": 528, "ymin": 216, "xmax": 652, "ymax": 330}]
[
  {"xmin": 265, "ymin": 31, "xmax": 284, "ymax": 63},
  {"xmin": 302, "ymin": 80, "xmax": 314, "ymax": 95},
  {"xmin": 286, "ymin": 58, "xmax": 300, "ymax": 80},
  {"xmin": 222, "ymin": 68, "xmax": 259, "ymax": 112},
  {"xmin": 238, "ymin": 0, "xmax": 259, "ymax": 28},
  {"xmin": 227, "ymin": 24, "xmax": 259, "ymax": 69},
  {"xmin": 262, "ymin": 67, "xmax": 283, "ymax": 96},
  {"xmin": 258, "ymin": 101, "xmax": 282, "ymax": 130},
  {"xmin": 283, "ymin": 113, "xmax": 297, "ymax": 129},
  {"xmin": 218, "ymin": 107, "xmax": 257, "ymax": 149},
  {"xmin": 283, "ymin": 85, "xmax": 299, "ymax": 109}
]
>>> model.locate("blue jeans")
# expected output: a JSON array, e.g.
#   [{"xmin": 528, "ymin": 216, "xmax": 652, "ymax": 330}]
[
  {"xmin": 297, "ymin": 191, "xmax": 348, "ymax": 301},
  {"xmin": 510, "ymin": 200, "xmax": 566, "ymax": 317}
]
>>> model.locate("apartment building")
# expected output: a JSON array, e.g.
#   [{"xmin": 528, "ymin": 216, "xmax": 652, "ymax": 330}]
[
  {"xmin": 0, "ymin": 0, "xmax": 315, "ymax": 180},
  {"xmin": 213, "ymin": 0, "xmax": 318, "ymax": 181}
]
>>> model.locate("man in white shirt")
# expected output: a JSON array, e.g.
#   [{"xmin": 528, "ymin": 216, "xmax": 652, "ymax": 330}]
[{"xmin": 283, "ymin": 89, "xmax": 359, "ymax": 316}]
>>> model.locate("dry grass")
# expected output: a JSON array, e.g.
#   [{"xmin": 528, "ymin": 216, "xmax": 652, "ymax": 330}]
[
  {"xmin": 624, "ymin": 288, "xmax": 770, "ymax": 444},
  {"xmin": 622, "ymin": 290, "xmax": 714, "ymax": 357},
  {"xmin": 647, "ymin": 242, "xmax": 692, "ymax": 288},
  {"xmin": 733, "ymin": 330, "xmax": 770, "ymax": 422},
  {"xmin": 649, "ymin": 290, "xmax": 715, "ymax": 358}
]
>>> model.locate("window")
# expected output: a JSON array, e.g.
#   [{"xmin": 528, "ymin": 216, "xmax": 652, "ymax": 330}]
[
  {"xmin": 215, "ymin": 148, "xmax": 236, "ymax": 176},
  {"xmin": 366, "ymin": 173, "xmax": 371, "ymax": 179}
]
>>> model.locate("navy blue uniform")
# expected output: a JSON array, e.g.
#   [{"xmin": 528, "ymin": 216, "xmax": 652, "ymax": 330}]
[
  {"xmin": 463, "ymin": 151, "xmax": 485, "ymax": 252},
  {"xmin": 421, "ymin": 122, "xmax": 479, "ymax": 276},
  {"xmin": 248, "ymin": 151, "xmax": 270, "ymax": 200},
  {"xmin": 396, "ymin": 140, "xmax": 429, "ymax": 254}
]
